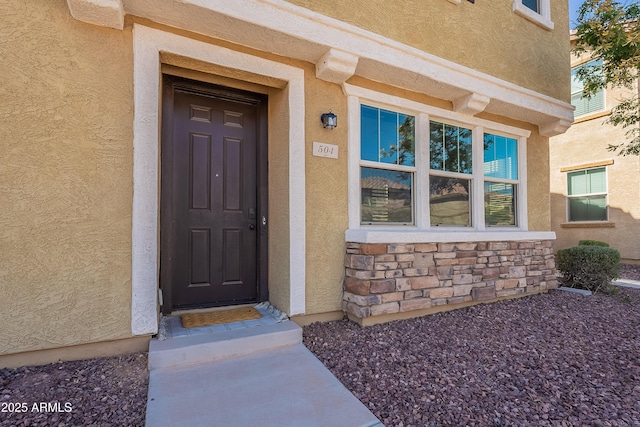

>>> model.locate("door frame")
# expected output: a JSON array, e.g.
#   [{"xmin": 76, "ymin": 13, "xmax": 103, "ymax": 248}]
[{"xmin": 159, "ymin": 75, "xmax": 269, "ymax": 314}]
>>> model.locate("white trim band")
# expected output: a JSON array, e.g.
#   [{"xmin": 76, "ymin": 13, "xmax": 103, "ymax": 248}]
[
  {"xmin": 346, "ymin": 229, "xmax": 556, "ymax": 243},
  {"xmin": 69, "ymin": 0, "xmax": 573, "ymax": 136}
]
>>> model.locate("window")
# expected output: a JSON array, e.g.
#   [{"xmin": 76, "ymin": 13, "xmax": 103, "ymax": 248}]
[
  {"xmin": 567, "ymin": 167, "xmax": 607, "ymax": 222},
  {"xmin": 360, "ymin": 105, "xmax": 415, "ymax": 224},
  {"xmin": 429, "ymin": 121, "xmax": 473, "ymax": 226},
  {"xmin": 512, "ymin": 0, "xmax": 553, "ymax": 30},
  {"xmin": 484, "ymin": 133, "xmax": 518, "ymax": 226},
  {"xmin": 571, "ymin": 59, "xmax": 605, "ymax": 117},
  {"xmin": 358, "ymin": 102, "xmax": 525, "ymax": 229}
]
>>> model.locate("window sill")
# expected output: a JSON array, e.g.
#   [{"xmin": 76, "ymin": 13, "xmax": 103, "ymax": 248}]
[
  {"xmin": 345, "ymin": 228, "xmax": 556, "ymax": 243},
  {"xmin": 573, "ymin": 110, "xmax": 610, "ymax": 124},
  {"xmin": 512, "ymin": 2, "xmax": 554, "ymax": 31},
  {"xmin": 561, "ymin": 222, "xmax": 615, "ymax": 228}
]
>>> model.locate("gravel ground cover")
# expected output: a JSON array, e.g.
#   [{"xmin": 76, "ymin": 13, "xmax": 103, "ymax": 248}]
[
  {"xmin": 0, "ymin": 353, "xmax": 148, "ymax": 427},
  {"xmin": 304, "ymin": 281, "xmax": 640, "ymax": 426},
  {"xmin": 1, "ymin": 264, "xmax": 638, "ymax": 426},
  {"xmin": 620, "ymin": 264, "xmax": 640, "ymax": 281}
]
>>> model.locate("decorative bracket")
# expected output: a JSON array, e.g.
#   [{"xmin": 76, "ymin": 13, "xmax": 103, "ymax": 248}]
[
  {"xmin": 316, "ymin": 48, "xmax": 358, "ymax": 84},
  {"xmin": 66, "ymin": 0, "xmax": 124, "ymax": 30},
  {"xmin": 453, "ymin": 92, "xmax": 490, "ymax": 116},
  {"xmin": 539, "ymin": 119, "xmax": 572, "ymax": 137}
]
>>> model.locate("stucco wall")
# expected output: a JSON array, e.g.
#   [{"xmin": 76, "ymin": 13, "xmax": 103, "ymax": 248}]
[
  {"xmin": 285, "ymin": 0, "xmax": 570, "ymax": 101},
  {"xmin": 526, "ymin": 129, "xmax": 553, "ymax": 231},
  {"xmin": 0, "ymin": 0, "xmax": 562, "ymax": 357},
  {"xmin": 304, "ymin": 68, "xmax": 349, "ymax": 314},
  {"xmin": 550, "ymin": 46, "xmax": 640, "ymax": 261},
  {"xmin": 0, "ymin": 0, "xmax": 134, "ymax": 354},
  {"xmin": 550, "ymin": 113, "xmax": 640, "ymax": 261}
]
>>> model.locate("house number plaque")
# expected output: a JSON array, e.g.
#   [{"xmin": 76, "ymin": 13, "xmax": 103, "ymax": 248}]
[{"xmin": 312, "ymin": 141, "xmax": 338, "ymax": 159}]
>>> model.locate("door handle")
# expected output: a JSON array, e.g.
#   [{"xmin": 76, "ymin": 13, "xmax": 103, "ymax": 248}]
[{"xmin": 249, "ymin": 224, "xmax": 256, "ymax": 230}]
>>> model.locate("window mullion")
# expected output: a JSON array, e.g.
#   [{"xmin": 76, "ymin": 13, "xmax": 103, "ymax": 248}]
[
  {"xmin": 517, "ymin": 136, "xmax": 527, "ymax": 229},
  {"xmin": 473, "ymin": 126, "xmax": 485, "ymax": 230},
  {"xmin": 417, "ymin": 113, "xmax": 430, "ymax": 229}
]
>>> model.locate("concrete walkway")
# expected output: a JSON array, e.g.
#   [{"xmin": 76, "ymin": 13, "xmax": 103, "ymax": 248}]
[{"xmin": 145, "ymin": 316, "xmax": 383, "ymax": 427}]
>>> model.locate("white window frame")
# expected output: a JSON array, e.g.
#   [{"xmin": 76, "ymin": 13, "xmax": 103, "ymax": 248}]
[
  {"xmin": 566, "ymin": 167, "xmax": 609, "ymax": 222},
  {"xmin": 346, "ymin": 84, "xmax": 536, "ymax": 243},
  {"xmin": 512, "ymin": 0, "xmax": 554, "ymax": 31},
  {"xmin": 359, "ymin": 103, "xmax": 417, "ymax": 226},
  {"xmin": 482, "ymin": 132, "xmax": 520, "ymax": 228}
]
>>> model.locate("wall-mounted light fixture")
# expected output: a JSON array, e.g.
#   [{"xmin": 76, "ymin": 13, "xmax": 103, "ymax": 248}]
[{"xmin": 321, "ymin": 111, "xmax": 337, "ymax": 130}]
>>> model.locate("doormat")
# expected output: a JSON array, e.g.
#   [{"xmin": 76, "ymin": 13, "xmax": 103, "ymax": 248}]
[{"xmin": 181, "ymin": 307, "xmax": 262, "ymax": 328}]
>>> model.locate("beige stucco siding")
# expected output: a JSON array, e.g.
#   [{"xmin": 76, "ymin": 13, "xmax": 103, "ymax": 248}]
[
  {"xmin": 304, "ymin": 71, "xmax": 349, "ymax": 314},
  {"xmin": 526, "ymin": 129, "xmax": 553, "ymax": 231},
  {"xmin": 0, "ymin": 0, "xmax": 134, "ymax": 354},
  {"xmin": 550, "ymin": 115, "xmax": 640, "ymax": 261},
  {"xmin": 285, "ymin": 0, "xmax": 570, "ymax": 101},
  {"xmin": 1, "ymin": 0, "xmax": 564, "ymax": 356},
  {"xmin": 550, "ymin": 49, "xmax": 640, "ymax": 262}
]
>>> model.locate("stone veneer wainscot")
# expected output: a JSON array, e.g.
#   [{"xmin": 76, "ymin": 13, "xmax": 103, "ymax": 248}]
[{"xmin": 343, "ymin": 240, "xmax": 557, "ymax": 322}]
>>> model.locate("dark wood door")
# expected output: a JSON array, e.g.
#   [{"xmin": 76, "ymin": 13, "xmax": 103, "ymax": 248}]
[{"xmin": 161, "ymin": 78, "xmax": 267, "ymax": 311}]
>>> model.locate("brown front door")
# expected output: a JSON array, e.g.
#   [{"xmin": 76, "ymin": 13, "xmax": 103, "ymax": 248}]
[{"xmin": 160, "ymin": 77, "xmax": 268, "ymax": 312}]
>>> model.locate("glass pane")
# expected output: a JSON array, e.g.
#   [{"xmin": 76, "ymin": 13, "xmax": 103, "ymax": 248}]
[
  {"xmin": 361, "ymin": 167, "xmax": 413, "ymax": 223},
  {"xmin": 398, "ymin": 114, "xmax": 415, "ymax": 166},
  {"xmin": 571, "ymin": 60, "xmax": 605, "ymax": 116},
  {"xmin": 569, "ymin": 195, "xmax": 607, "ymax": 221},
  {"xmin": 430, "ymin": 121, "xmax": 472, "ymax": 174},
  {"xmin": 484, "ymin": 133, "xmax": 518, "ymax": 180},
  {"xmin": 522, "ymin": 0, "xmax": 538, "ymax": 12},
  {"xmin": 570, "ymin": 68, "xmax": 584, "ymax": 93},
  {"xmin": 568, "ymin": 170, "xmax": 588, "ymax": 195},
  {"xmin": 429, "ymin": 121, "xmax": 444, "ymax": 170},
  {"xmin": 360, "ymin": 105, "xmax": 378, "ymax": 162},
  {"xmin": 379, "ymin": 109, "xmax": 398, "ymax": 164},
  {"xmin": 429, "ymin": 176, "xmax": 471, "ymax": 226},
  {"xmin": 588, "ymin": 168, "xmax": 606, "ymax": 193},
  {"xmin": 484, "ymin": 182, "xmax": 516, "ymax": 226},
  {"xmin": 360, "ymin": 105, "xmax": 415, "ymax": 166},
  {"xmin": 568, "ymin": 167, "xmax": 606, "ymax": 195}
]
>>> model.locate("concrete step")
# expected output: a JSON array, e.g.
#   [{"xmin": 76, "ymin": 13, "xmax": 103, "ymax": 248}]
[{"xmin": 148, "ymin": 321, "xmax": 301, "ymax": 370}]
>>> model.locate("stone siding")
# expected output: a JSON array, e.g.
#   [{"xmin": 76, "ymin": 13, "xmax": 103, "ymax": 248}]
[{"xmin": 343, "ymin": 240, "xmax": 557, "ymax": 320}]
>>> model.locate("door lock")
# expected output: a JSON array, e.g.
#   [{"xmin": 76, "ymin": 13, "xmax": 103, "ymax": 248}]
[{"xmin": 249, "ymin": 224, "xmax": 256, "ymax": 230}]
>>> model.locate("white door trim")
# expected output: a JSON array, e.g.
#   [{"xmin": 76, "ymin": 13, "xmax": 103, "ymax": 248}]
[{"xmin": 131, "ymin": 24, "xmax": 306, "ymax": 335}]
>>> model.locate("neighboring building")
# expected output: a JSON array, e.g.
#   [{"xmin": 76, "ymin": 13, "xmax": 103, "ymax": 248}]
[
  {"xmin": 0, "ymin": 0, "xmax": 573, "ymax": 366},
  {"xmin": 550, "ymin": 34, "xmax": 640, "ymax": 263}
]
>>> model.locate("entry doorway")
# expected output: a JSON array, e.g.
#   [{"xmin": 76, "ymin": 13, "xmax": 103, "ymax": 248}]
[{"xmin": 160, "ymin": 76, "xmax": 268, "ymax": 313}]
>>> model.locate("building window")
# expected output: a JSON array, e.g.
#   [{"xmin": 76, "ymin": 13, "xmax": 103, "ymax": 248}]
[
  {"xmin": 567, "ymin": 167, "xmax": 607, "ymax": 222},
  {"xmin": 484, "ymin": 133, "xmax": 518, "ymax": 226},
  {"xmin": 358, "ymin": 102, "xmax": 525, "ymax": 229},
  {"xmin": 571, "ymin": 59, "xmax": 605, "ymax": 117},
  {"xmin": 360, "ymin": 105, "xmax": 415, "ymax": 224},
  {"xmin": 512, "ymin": 0, "xmax": 553, "ymax": 30},
  {"xmin": 429, "ymin": 121, "xmax": 473, "ymax": 226}
]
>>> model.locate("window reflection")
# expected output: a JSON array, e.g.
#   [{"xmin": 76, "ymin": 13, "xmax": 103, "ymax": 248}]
[
  {"xmin": 361, "ymin": 167, "xmax": 413, "ymax": 224},
  {"xmin": 429, "ymin": 176, "xmax": 471, "ymax": 226},
  {"xmin": 484, "ymin": 182, "xmax": 516, "ymax": 226}
]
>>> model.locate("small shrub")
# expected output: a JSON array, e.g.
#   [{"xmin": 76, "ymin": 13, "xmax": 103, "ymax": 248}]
[
  {"xmin": 578, "ymin": 239, "xmax": 610, "ymax": 247},
  {"xmin": 556, "ymin": 245, "xmax": 620, "ymax": 294}
]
